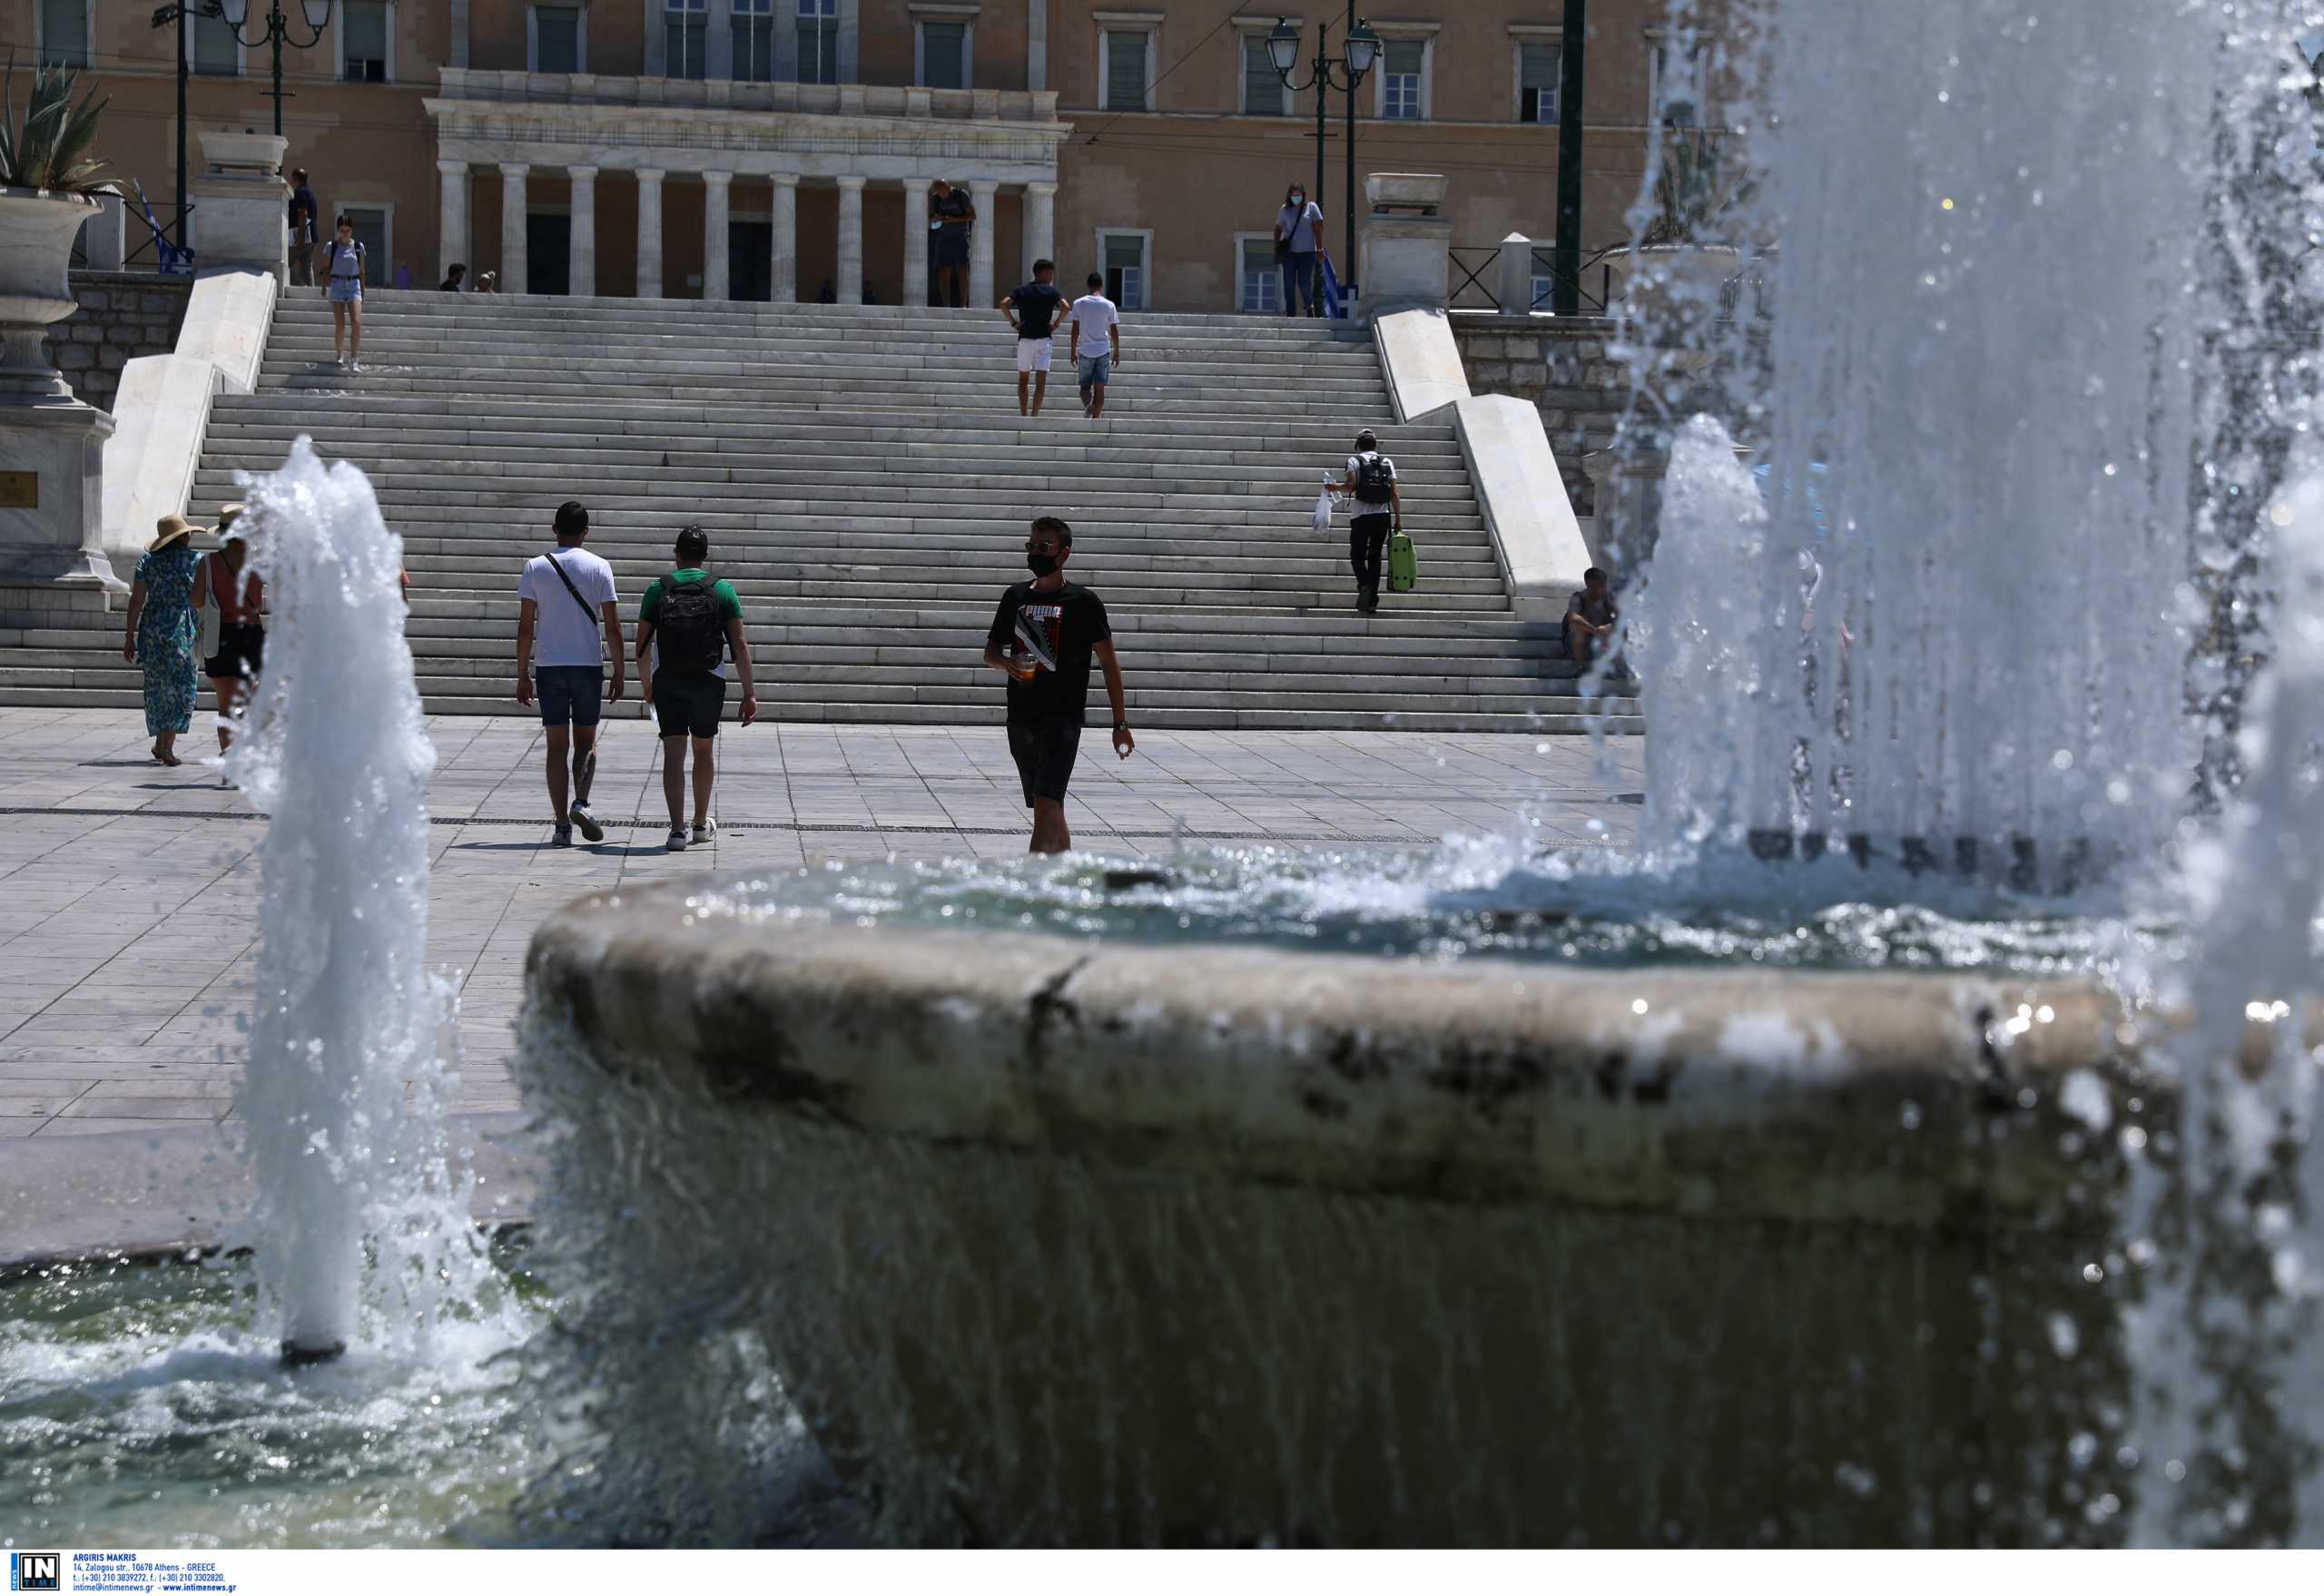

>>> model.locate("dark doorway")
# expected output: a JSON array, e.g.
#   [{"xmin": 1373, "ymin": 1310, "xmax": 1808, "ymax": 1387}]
[
  {"xmin": 527, "ymin": 213, "xmax": 572, "ymax": 295},
  {"xmin": 730, "ymin": 221, "xmax": 773, "ymax": 301}
]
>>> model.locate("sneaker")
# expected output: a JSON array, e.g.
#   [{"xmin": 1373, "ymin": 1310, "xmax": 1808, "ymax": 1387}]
[
  {"xmin": 551, "ymin": 824, "xmax": 573, "ymax": 848},
  {"xmin": 666, "ymin": 827, "xmax": 688, "ymax": 852},
  {"xmin": 691, "ymin": 817, "xmax": 716, "ymax": 845},
  {"xmin": 349, "ymin": 360, "xmax": 363, "ymax": 374},
  {"xmin": 568, "ymin": 801, "xmax": 604, "ymax": 844}
]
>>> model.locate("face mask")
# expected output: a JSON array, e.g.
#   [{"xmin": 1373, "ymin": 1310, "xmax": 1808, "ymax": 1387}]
[
  {"xmin": 1291, "ymin": 194, "xmax": 1304, "ymax": 206},
  {"xmin": 1027, "ymin": 552, "xmax": 1059, "ymax": 577}
]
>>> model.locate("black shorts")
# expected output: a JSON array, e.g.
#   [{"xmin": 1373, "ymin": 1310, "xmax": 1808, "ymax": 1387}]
[
  {"xmin": 203, "ymin": 622, "xmax": 263, "ymax": 681},
  {"xmin": 653, "ymin": 669, "xmax": 727, "ymax": 738},
  {"xmin": 1008, "ymin": 714, "xmax": 1083, "ymax": 806},
  {"xmin": 934, "ymin": 231, "xmax": 970, "ymax": 269}
]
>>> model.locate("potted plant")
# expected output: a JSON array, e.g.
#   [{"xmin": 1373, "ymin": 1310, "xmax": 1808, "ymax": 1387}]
[
  {"xmin": 1600, "ymin": 130, "xmax": 1761, "ymax": 330},
  {"xmin": 0, "ymin": 60, "xmax": 113, "ymax": 397}
]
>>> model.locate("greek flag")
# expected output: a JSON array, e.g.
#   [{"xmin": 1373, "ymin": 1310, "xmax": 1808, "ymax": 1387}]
[{"xmin": 1320, "ymin": 251, "xmax": 1347, "ymax": 320}]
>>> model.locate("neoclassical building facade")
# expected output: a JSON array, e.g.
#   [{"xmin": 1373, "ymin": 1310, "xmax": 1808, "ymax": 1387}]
[{"xmin": 15, "ymin": 0, "xmax": 1719, "ymax": 311}]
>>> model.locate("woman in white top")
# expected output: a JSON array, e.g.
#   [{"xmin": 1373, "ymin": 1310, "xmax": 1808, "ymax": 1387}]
[{"xmin": 1274, "ymin": 183, "xmax": 1324, "ymax": 318}]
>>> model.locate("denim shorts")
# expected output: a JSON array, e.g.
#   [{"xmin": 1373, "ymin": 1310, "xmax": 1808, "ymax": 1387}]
[
  {"xmin": 1077, "ymin": 353, "xmax": 1111, "ymax": 389},
  {"xmin": 536, "ymin": 665, "xmax": 603, "ymax": 728},
  {"xmin": 327, "ymin": 278, "xmax": 363, "ymax": 303}
]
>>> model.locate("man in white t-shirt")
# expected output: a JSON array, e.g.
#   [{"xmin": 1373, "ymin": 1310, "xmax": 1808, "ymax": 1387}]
[
  {"xmin": 1068, "ymin": 273, "xmax": 1121, "ymax": 420},
  {"xmin": 516, "ymin": 500, "xmax": 625, "ymax": 847}
]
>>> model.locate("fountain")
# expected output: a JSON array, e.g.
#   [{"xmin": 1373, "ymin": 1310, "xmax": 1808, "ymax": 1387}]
[
  {"xmin": 7, "ymin": 0, "xmax": 2324, "ymax": 1551},
  {"xmin": 503, "ymin": 0, "xmax": 2324, "ymax": 1548}
]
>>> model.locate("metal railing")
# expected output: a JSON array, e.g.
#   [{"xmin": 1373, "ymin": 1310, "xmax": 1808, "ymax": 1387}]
[{"xmin": 1446, "ymin": 242, "xmax": 1616, "ymax": 316}]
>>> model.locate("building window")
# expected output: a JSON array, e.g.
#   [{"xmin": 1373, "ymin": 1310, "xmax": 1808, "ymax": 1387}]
[
  {"xmin": 733, "ymin": 0, "xmax": 773, "ymax": 80},
  {"xmin": 1380, "ymin": 37, "xmax": 1423, "ymax": 120},
  {"xmin": 1240, "ymin": 34, "xmax": 1285, "ymax": 115},
  {"xmin": 1653, "ymin": 36, "xmax": 1707, "ymax": 127},
  {"xmin": 918, "ymin": 19, "xmax": 966, "ymax": 89},
  {"xmin": 37, "ymin": 0, "xmax": 89, "ymax": 68},
  {"xmin": 531, "ymin": 4, "xmax": 584, "ymax": 72},
  {"xmin": 665, "ymin": 0, "xmax": 707, "ymax": 79},
  {"xmin": 1100, "ymin": 27, "xmax": 1150, "ymax": 111},
  {"xmin": 1517, "ymin": 39, "xmax": 1559, "ymax": 122},
  {"xmin": 1529, "ymin": 272, "xmax": 1553, "ymax": 311},
  {"xmin": 340, "ymin": 0, "xmax": 389, "ymax": 82},
  {"xmin": 798, "ymin": 0, "xmax": 838, "ymax": 84},
  {"xmin": 336, "ymin": 205, "xmax": 391, "ymax": 288},
  {"xmin": 1237, "ymin": 236, "xmax": 1279, "ymax": 313},
  {"xmin": 1100, "ymin": 230, "xmax": 1147, "ymax": 310},
  {"xmin": 192, "ymin": 9, "xmax": 240, "ymax": 74}
]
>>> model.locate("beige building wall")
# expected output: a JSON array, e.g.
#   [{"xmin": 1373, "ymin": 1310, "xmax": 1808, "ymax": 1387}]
[{"xmin": 2, "ymin": 0, "xmax": 1719, "ymax": 310}]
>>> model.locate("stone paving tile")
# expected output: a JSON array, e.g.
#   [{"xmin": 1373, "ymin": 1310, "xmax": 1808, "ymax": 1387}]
[{"xmin": 0, "ymin": 708, "xmax": 1640, "ymax": 1110}]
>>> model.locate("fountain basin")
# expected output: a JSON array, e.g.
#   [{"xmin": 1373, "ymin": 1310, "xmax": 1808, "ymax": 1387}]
[{"xmin": 519, "ymin": 880, "xmax": 2152, "ymax": 1545}]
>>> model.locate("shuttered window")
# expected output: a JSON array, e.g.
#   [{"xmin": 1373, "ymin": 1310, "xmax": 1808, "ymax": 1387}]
[
  {"xmin": 1518, "ymin": 41, "xmax": 1559, "ymax": 123},
  {"xmin": 1104, "ymin": 30, "xmax": 1147, "ymax": 111},
  {"xmin": 921, "ymin": 21, "xmax": 964, "ymax": 88},
  {"xmin": 192, "ymin": 11, "xmax": 240, "ymax": 74},
  {"xmin": 342, "ymin": 0, "xmax": 389, "ymax": 82},
  {"xmin": 797, "ymin": 0, "xmax": 837, "ymax": 84},
  {"xmin": 1242, "ymin": 35, "xmax": 1284, "ymax": 114},
  {"xmin": 38, "ymin": 0, "xmax": 88, "ymax": 68},
  {"xmin": 1382, "ymin": 39, "xmax": 1423, "ymax": 120}
]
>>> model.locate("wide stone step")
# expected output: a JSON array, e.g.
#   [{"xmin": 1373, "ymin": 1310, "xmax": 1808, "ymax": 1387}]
[
  {"xmin": 257, "ymin": 376, "xmax": 1396, "ymax": 419},
  {"xmin": 211, "ymin": 393, "xmax": 1455, "ymax": 447},
  {"xmin": 263, "ymin": 333, "xmax": 1385, "ymax": 375},
  {"xmin": 274, "ymin": 291, "xmax": 1365, "ymax": 338}
]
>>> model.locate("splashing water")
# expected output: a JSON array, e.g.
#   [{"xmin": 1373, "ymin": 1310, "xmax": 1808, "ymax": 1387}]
[
  {"xmin": 1634, "ymin": 0, "xmax": 2219, "ymax": 882},
  {"xmin": 225, "ymin": 438, "xmax": 497, "ymax": 1359}
]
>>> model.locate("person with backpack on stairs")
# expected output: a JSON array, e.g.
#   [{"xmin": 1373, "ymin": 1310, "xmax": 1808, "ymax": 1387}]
[
  {"xmin": 636, "ymin": 524, "xmax": 757, "ymax": 852},
  {"xmin": 1332, "ymin": 429, "xmax": 1403, "ymax": 615},
  {"xmin": 517, "ymin": 500, "xmax": 625, "ymax": 848},
  {"xmin": 322, "ymin": 215, "xmax": 367, "ymax": 372}
]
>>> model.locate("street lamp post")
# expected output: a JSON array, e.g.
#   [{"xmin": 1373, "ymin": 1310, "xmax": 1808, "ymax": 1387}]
[
  {"xmin": 1268, "ymin": 13, "xmax": 1377, "ymax": 315},
  {"xmin": 217, "ymin": 0, "xmax": 334, "ymax": 140}
]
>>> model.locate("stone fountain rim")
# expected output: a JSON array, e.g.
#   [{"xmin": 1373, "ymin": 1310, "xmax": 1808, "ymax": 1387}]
[{"xmin": 521, "ymin": 878, "xmax": 2152, "ymax": 1230}]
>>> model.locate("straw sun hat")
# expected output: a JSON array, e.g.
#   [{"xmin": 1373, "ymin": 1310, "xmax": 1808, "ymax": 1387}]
[{"xmin": 146, "ymin": 513, "xmax": 204, "ymax": 552}]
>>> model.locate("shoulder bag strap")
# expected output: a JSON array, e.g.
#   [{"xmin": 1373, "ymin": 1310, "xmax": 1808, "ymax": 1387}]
[{"xmin": 544, "ymin": 551, "xmax": 601, "ymax": 626}]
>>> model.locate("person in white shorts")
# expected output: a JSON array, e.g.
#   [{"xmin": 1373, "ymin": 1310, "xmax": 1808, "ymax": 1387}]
[
  {"xmin": 1068, "ymin": 273, "xmax": 1122, "ymax": 420},
  {"xmin": 999, "ymin": 258, "xmax": 1066, "ymax": 419}
]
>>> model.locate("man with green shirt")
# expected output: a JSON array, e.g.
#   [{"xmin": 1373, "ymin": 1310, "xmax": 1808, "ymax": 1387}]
[{"xmin": 635, "ymin": 524, "xmax": 758, "ymax": 852}]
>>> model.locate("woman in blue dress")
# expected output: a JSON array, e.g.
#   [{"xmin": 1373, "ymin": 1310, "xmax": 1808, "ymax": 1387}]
[{"xmin": 122, "ymin": 513, "xmax": 203, "ymax": 765}]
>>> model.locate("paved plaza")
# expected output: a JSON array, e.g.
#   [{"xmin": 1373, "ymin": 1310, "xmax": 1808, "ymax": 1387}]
[{"xmin": 0, "ymin": 708, "xmax": 1640, "ymax": 1141}]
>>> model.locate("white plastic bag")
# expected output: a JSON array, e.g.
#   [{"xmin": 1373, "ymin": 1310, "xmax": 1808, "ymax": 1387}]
[{"xmin": 1313, "ymin": 488, "xmax": 1335, "ymax": 533}]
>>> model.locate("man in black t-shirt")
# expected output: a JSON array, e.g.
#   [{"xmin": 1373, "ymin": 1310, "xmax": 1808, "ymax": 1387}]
[
  {"xmin": 931, "ymin": 179, "xmax": 975, "ymax": 309},
  {"xmin": 287, "ymin": 168, "xmax": 320, "ymax": 287},
  {"xmin": 983, "ymin": 516, "xmax": 1135, "ymax": 853},
  {"xmin": 1000, "ymin": 258, "xmax": 1066, "ymax": 418}
]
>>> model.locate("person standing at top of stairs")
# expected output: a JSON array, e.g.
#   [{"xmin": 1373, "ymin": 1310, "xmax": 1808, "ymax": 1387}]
[
  {"xmin": 931, "ymin": 179, "xmax": 975, "ymax": 310},
  {"xmin": 516, "ymin": 501, "xmax": 626, "ymax": 848},
  {"xmin": 1000, "ymin": 259, "xmax": 1066, "ymax": 419}
]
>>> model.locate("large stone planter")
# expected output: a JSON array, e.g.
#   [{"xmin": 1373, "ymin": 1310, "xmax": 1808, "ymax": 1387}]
[
  {"xmin": 0, "ymin": 188, "xmax": 119, "ymax": 605},
  {"xmin": 1596, "ymin": 242, "xmax": 1750, "ymax": 331},
  {"xmin": 518, "ymin": 884, "xmax": 2172, "ymax": 1545},
  {"xmin": 192, "ymin": 130, "xmax": 289, "ymax": 282},
  {"xmin": 0, "ymin": 189, "xmax": 103, "ymax": 400}
]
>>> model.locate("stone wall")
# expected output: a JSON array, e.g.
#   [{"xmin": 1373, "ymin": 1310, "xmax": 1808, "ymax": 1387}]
[
  {"xmin": 1449, "ymin": 315, "xmax": 1630, "ymax": 516},
  {"xmin": 55, "ymin": 271, "xmax": 192, "ymax": 414}
]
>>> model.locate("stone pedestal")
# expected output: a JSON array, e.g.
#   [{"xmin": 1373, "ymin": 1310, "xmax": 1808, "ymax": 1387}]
[
  {"xmin": 1357, "ymin": 171, "xmax": 1452, "ymax": 320},
  {"xmin": 79, "ymin": 195, "xmax": 126, "ymax": 271},
  {"xmin": 189, "ymin": 131, "xmax": 290, "ymax": 283},
  {"xmin": 1495, "ymin": 231, "xmax": 1534, "ymax": 315}
]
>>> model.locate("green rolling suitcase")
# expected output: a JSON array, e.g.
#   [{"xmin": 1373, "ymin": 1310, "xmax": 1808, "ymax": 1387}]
[{"xmin": 1386, "ymin": 528, "xmax": 1417, "ymax": 594}]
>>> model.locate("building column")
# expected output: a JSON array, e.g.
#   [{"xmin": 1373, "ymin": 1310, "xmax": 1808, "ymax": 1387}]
[
  {"xmin": 836, "ymin": 175, "xmax": 866, "ymax": 305},
  {"xmin": 702, "ymin": 171, "xmax": 732, "ymax": 300},
  {"xmin": 770, "ymin": 173, "xmax": 798, "ymax": 303},
  {"xmin": 968, "ymin": 178, "xmax": 997, "ymax": 310},
  {"xmin": 1023, "ymin": 179, "xmax": 1056, "ymax": 272},
  {"xmin": 635, "ymin": 168, "xmax": 665, "ymax": 300},
  {"xmin": 497, "ymin": 162, "xmax": 528, "ymax": 295},
  {"xmin": 568, "ymin": 165, "xmax": 597, "ymax": 298},
  {"xmin": 436, "ymin": 159, "xmax": 469, "ymax": 284},
  {"xmin": 902, "ymin": 177, "xmax": 931, "ymax": 307}
]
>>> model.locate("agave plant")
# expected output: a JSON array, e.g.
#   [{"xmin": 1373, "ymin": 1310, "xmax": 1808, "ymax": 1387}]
[
  {"xmin": 0, "ymin": 60, "xmax": 113, "ymax": 195},
  {"xmin": 1641, "ymin": 130, "xmax": 1755, "ymax": 248}
]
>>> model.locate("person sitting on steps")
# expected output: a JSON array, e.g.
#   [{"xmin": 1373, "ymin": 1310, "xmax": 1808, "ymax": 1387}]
[{"xmin": 1565, "ymin": 566, "xmax": 1621, "ymax": 670}]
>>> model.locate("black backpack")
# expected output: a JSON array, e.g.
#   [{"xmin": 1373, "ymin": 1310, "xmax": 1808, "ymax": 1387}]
[
  {"xmin": 655, "ymin": 574, "xmax": 725, "ymax": 675},
  {"xmin": 1354, "ymin": 451, "xmax": 1395, "ymax": 505}
]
